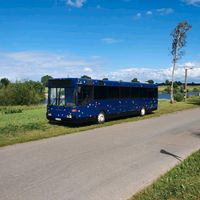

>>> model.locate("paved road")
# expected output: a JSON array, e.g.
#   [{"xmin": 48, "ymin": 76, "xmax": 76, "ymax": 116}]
[{"xmin": 0, "ymin": 109, "xmax": 200, "ymax": 200}]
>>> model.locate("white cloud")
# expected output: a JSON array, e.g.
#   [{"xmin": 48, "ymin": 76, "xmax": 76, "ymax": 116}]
[
  {"xmin": 66, "ymin": 0, "xmax": 86, "ymax": 8},
  {"xmin": 146, "ymin": 11, "xmax": 153, "ymax": 16},
  {"xmin": 101, "ymin": 38, "xmax": 119, "ymax": 44},
  {"xmin": 84, "ymin": 67, "xmax": 93, "ymax": 72},
  {"xmin": 133, "ymin": 13, "xmax": 142, "ymax": 20},
  {"xmin": 0, "ymin": 51, "xmax": 102, "ymax": 81},
  {"xmin": 183, "ymin": 0, "xmax": 200, "ymax": 6},
  {"xmin": 157, "ymin": 8, "xmax": 174, "ymax": 15},
  {"xmin": 107, "ymin": 64, "xmax": 200, "ymax": 83},
  {"xmin": 178, "ymin": 62, "xmax": 195, "ymax": 68},
  {"xmin": 0, "ymin": 51, "xmax": 200, "ymax": 83}
]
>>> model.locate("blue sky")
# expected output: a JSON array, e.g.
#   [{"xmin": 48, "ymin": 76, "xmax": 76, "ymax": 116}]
[{"xmin": 0, "ymin": 0, "xmax": 200, "ymax": 82}]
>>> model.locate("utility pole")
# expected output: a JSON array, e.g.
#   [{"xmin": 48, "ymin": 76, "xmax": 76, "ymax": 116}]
[{"xmin": 184, "ymin": 65, "xmax": 193, "ymax": 100}]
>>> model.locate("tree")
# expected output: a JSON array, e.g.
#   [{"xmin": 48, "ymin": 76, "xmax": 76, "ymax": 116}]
[
  {"xmin": 147, "ymin": 80, "xmax": 154, "ymax": 84},
  {"xmin": 165, "ymin": 79, "xmax": 170, "ymax": 85},
  {"xmin": 0, "ymin": 81, "xmax": 45, "ymax": 106},
  {"xmin": 0, "ymin": 78, "xmax": 10, "ymax": 87},
  {"xmin": 173, "ymin": 81, "xmax": 178, "ymax": 89},
  {"xmin": 81, "ymin": 75, "xmax": 91, "ymax": 79},
  {"xmin": 41, "ymin": 75, "xmax": 53, "ymax": 87},
  {"xmin": 170, "ymin": 20, "xmax": 192, "ymax": 103},
  {"xmin": 131, "ymin": 78, "xmax": 140, "ymax": 83}
]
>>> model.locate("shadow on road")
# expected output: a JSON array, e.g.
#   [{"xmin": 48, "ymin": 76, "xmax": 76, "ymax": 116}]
[
  {"xmin": 48, "ymin": 120, "xmax": 96, "ymax": 128},
  {"xmin": 160, "ymin": 149, "xmax": 182, "ymax": 161},
  {"xmin": 192, "ymin": 131, "xmax": 200, "ymax": 138}
]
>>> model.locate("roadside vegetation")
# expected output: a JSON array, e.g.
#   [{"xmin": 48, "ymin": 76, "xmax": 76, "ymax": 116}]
[
  {"xmin": 0, "ymin": 75, "xmax": 54, "ymax": 106},
  {"xmin": 0, "ymin": 79, "xmax": 45, "ymax": 105},
  {"xmin": 129, "ymin": 150, "xmax": 200, "ymax": 200},
  {"xmin": 158, "ymin": 83, "xmax": 200, "ymax": 102},
  {"xmin": 158, "ymin": 83, "xmax": 200, "ymax": 93},
  {"xmin": 0, "ymin": 97, "xmax": 199, "ymax": 147}
]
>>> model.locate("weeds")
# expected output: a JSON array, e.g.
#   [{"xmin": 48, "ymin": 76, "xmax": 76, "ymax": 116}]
[
  {"xmin": 0, "ymin": 123, "xmax": 48, "ymax": 136},
  {"xmin": 4, "ymin": 108, "xmax": 23, "ymax": 114}
]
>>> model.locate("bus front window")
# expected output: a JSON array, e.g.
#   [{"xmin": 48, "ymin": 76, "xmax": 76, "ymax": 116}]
[{"xmin": 49, "ymin": 87, "xmax": 75, "ymax": 106}]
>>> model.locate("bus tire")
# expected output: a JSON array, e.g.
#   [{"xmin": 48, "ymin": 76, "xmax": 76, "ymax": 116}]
[
  {"xmin": 97, "ymin": 112, "xmax": 105, "ymax": 124},
  {"xmin": 140, "ymin": 107, "xmax": 146, "ymax": 116}
]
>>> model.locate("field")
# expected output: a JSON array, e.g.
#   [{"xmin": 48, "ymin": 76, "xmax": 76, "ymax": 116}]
[
  {"xmin": 129, "ymin": 150, "xmax": 200, "ymax": 200},
  {"xmin": 0, "ymin": 97, "xmax": 200, "ymax": 147}
]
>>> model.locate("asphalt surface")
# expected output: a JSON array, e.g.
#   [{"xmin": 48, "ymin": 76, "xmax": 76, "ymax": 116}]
[{"xmin": 0, "ymin": 108, "xmax": 200, "ymax": 200}]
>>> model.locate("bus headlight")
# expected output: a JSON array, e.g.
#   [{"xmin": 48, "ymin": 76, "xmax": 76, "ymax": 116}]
[
  {"xmin": 66, "ymin": 114, "xmax": 72, "ymax": 119},
  {"xmin": 48, "ymin": 113, "xmax": 52, "ymax": 116}
]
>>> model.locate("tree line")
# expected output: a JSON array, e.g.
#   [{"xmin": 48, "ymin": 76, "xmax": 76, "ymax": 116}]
[
  {"xmin": 0, "ymin": 75, "xmax": 155, "ymax": 106},
  {"xmin": 0, "ymin": 75, "xmax": 53, "ymax": 106},
  {"xmin": 81, "ymin": 75, "xmax": 154, "ymax": 84},
  {"xmin": 0, "ymin": 79, "xmax": 45, "ymax": 106}
]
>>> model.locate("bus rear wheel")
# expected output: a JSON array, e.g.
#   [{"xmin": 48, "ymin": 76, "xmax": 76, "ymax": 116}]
[
  {"xmin": 140, "ymin": 107, "xmax": 146, "ymax": 116},
  {"xmin": 97, "ymin": 112, "xmax": 105, "ymax": 124}
]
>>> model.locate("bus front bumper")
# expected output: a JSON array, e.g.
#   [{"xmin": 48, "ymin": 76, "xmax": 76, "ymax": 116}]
[{"xmin": 46, "ymin": 113, "xmax": 94, "ymax": 124}]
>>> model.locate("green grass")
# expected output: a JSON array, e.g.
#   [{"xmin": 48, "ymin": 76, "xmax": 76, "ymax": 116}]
[
  {"xmin": 0, "ymin": 97, "xmax": 199, "ymax": 147},
  {"xmin": 129, "ymin": 150, "xmax": 200, "ymax": 200}
]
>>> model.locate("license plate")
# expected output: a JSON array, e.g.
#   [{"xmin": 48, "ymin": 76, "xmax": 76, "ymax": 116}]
[{"xmin": 55, "ymin": 118, "xmax": 61, "ymax": 121}]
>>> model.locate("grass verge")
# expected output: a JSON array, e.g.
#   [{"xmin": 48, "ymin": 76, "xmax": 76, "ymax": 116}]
[
  {"xmin": 0, "ymin": 97, "xmax": 199, "ymax": 147},
  {"xmin": 129, "ymin": 150, "xmax": 200, "ymax": 200}
]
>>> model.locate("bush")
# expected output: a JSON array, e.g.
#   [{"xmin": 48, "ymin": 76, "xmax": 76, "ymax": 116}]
[
  {"xmin": 4, "ymin": 108, "xmax": 23, "ymax": 114},
  {"xmin": 174, "ymin": 93, "xmax": 184, "ymax": 102},
  {"xmin": 0, "ymin": 107, "xmax": 23, "ymax": 114},
  {"xmin": 0, "ymin": 81, "xmax": 45, "ymax": 106}
]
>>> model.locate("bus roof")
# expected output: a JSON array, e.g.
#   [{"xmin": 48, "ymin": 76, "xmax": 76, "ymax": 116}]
[{"xmin": 49, "ymin": 78, "xmax": 157, "ymax": 88}]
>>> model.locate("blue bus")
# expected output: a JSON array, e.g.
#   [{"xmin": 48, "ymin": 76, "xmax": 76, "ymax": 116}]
[{"xmin": 46, "ymin": 78, "xmax": 158, "ymax": 124}]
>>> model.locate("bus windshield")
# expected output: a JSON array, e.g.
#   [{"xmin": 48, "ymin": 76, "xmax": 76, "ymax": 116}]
[{"xmin": 49, "ymin": 87, "xmax": 76, "ymax": 107}]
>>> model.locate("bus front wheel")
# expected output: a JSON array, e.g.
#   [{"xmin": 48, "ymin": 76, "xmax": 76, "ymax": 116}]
[
  {"xmin": 140, "ymin": 108, "xmax": 146, "ymax": 116},
  {"xmin": 97, "ymin": 112, "xmax": 105, "ymax": 124}
]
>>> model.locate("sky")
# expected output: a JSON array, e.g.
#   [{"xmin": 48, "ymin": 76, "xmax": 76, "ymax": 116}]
[{"xmin": 0, "ymin": 0, "xmax": 200, "ymax": 83}]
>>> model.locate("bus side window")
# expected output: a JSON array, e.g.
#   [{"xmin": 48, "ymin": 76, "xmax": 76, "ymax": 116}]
[
  {"xmin": 140, "ymin": 88, "xmax": 148, "ymax": 98},
  {"xmin": 154, "ymin": 88, "xmax": 158, "ymax": 98},
  {"xmin": 78, "ymin": 85, "xmax": 93, "ymax": 105},
  {"xmin": 120, "ymin": 87, "xmax": 131, "ymax": 99},
  {"xmin": 94, "ymin": 86, "xmax": 107, "ymax": 100},
  {"xmin": 131, "ymin": 87, "xmax": 140, "ymax": 98},
  {"xmin": 107, "ymin": 86, "xmax": 120, "ymax": 99},
  {"xmin": 148, "ymin": 88, "xmax": 154, "ymax": 98}
]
